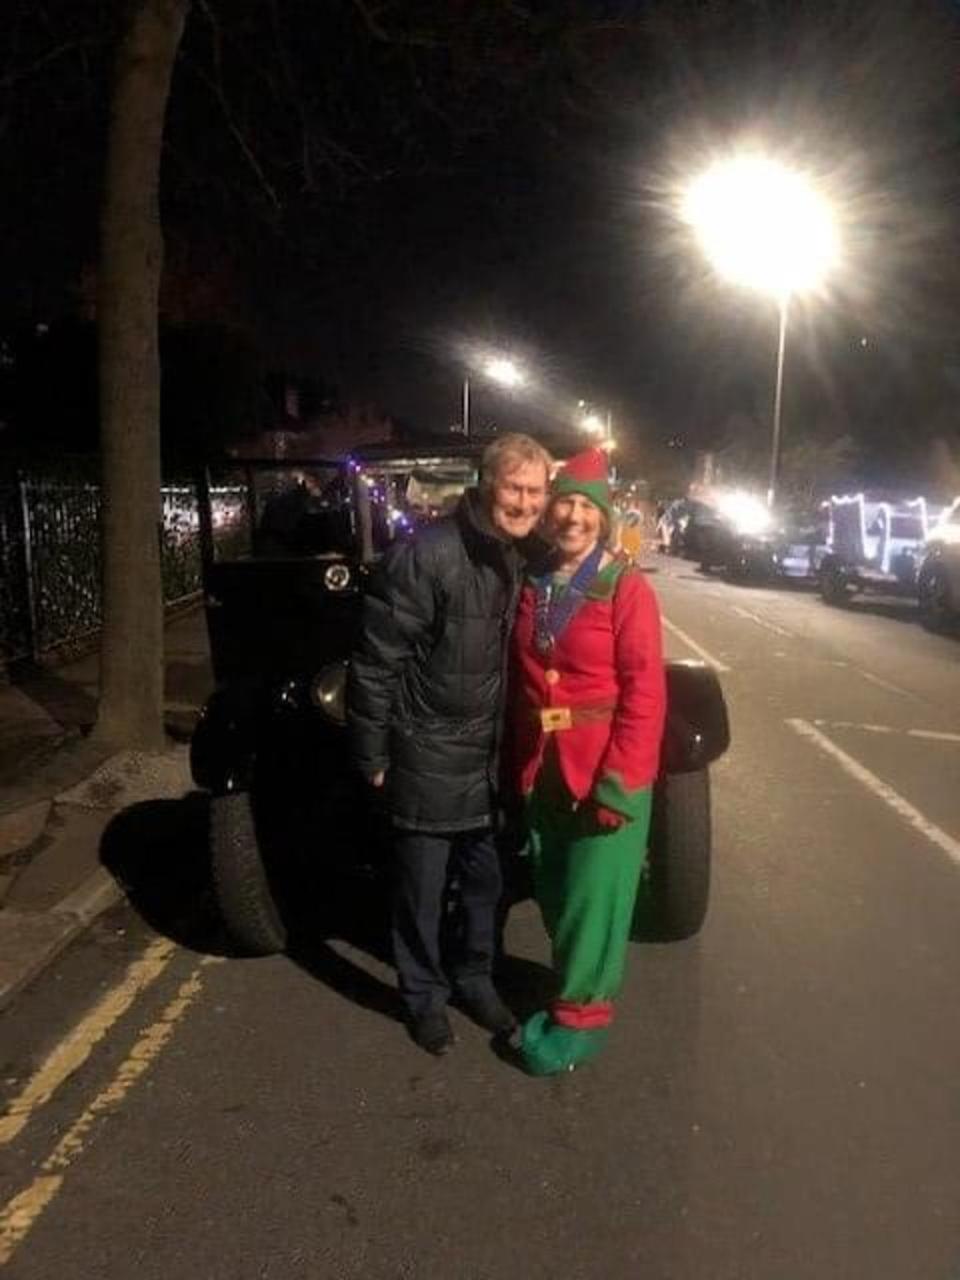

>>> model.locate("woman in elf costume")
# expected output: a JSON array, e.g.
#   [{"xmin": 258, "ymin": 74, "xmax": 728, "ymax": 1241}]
[{"xmin": 509, "ymin": 447, "xmax": 666, "ymax": 1074}]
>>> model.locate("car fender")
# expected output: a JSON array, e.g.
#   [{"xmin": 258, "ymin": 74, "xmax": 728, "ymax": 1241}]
[
  {"xmin": 661, "ymin": 660, "xmax": 730, "ymax": 774},
  {"xmin": 190, "ymin": 683, "xmax": 265, "ymax": 795}
]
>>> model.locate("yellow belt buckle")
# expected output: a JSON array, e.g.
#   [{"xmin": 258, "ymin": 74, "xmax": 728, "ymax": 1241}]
[{"xmin": 540, "ymin": 706, "xmax": 573, "ymax": 732}]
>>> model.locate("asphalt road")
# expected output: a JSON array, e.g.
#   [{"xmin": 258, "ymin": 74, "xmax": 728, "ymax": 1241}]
[{"xmin": 1, "ymin": 558, "xmax": 959, "ymax": 1280}]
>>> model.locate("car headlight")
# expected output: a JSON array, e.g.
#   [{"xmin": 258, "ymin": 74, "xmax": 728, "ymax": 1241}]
[
  {"xmin": 309, "ymin": 662, "xmax": 347, "ymax": 724},
  {"xmin": 324, "ymin": 563, "xmax": 352, "ymax": 592}
]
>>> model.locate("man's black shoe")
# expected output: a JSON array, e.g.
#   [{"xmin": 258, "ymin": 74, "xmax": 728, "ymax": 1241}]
[
  {"xmin": 409, "ymin": 1011, "xmax": 454, "ymax": 1056},
  {"xmin": 454, "ymin": 984, "xmax": 517, "ymax": 1036}
]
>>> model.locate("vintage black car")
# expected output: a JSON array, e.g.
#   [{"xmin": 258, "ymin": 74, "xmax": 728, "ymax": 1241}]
[{"xmin": 189, "ymin": 446, "xmax": 731, "ymax": 957}]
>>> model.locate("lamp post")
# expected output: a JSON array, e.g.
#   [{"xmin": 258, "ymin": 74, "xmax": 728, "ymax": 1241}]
[
  {"xmin": 462, "ymin": 356, "xmax": 526, "ymax": 436},
  {"xmin": 578, "ymin": 402, "xmax": 614, "ymax": 446},
  {"xmin": 681, "ymin": 153, "xmax": 838, "ymax": 506}
]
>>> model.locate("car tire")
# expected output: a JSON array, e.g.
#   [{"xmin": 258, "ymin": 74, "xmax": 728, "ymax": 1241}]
[
  {"xmin": 918, "ymin": 566, "xmax": 956, "ymax": 633},
  {"xmin": 632, "ymin": 769, "xmax": 711, "ymax": 943},
  {"xmin": 210, "ymin": 791, "xmax": 287, "ymax": 956},
  {"xmin": 725, "ymin": 556, "xmax": 749, "ymax": 583},
  {"xmin": 820, "ymin": 561, "xmax": 855, "ymax": 606}
]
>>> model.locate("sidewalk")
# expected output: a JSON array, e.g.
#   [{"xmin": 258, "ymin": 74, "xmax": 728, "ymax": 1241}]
[{"xmin": 0, "ymin": 606, "xmax": 213, "ymax": 1009}]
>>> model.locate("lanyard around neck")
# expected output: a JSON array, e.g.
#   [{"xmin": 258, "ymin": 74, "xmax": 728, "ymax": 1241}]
[{"xmin": 533, "ymin": 542, "xmax": 604, "ymax": 654}]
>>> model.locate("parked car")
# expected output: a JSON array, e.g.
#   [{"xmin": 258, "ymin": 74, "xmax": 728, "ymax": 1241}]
[
  {"xmin": 657, "ymin": 498, "xmax": 729, "ymax": 560},
  {"xmin": 190, "ymin": 446, "xmax": 731, "ymax": 958},
  {"xmin": 917, "ymin": 496, "xmax": 960, "ymax": 631},
  {"xmin": 714, "ymin": 508, "xmax": 828, "ymax": 584},
  {"xmin": 818, "ymin": 493, "xmax": 943, "ymax": 607}
]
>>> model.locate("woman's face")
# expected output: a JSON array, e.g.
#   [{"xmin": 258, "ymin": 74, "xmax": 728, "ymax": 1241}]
[{"xmin": 546, "ymin": 492, "xmax": 603, "ymax": 558}]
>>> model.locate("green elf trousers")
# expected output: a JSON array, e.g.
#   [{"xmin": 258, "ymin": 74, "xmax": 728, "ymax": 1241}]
[{"xmin": 522, "ymin": 759, "xmax": 652, "ymax": 1076}]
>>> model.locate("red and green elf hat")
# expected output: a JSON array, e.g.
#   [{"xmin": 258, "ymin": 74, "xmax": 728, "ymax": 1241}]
[{"xmin": 551, "ymin": 446, "xmax": 612, "ymax": 519}]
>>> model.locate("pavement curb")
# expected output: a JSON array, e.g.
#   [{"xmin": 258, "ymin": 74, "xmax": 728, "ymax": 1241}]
[
  {"xmin": 0, "ymin": 870, "xmax": 124, "ymax": 1013},
  {"xmin": 0, "ymin": 745, "xmax": 193, "ymax": 1014}
]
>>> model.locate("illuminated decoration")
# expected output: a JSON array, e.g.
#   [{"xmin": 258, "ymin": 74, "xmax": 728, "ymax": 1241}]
[
  {"xmin": 926, "ymin": 496, "xmax": 960, "ymax": 548},
  {"xmin": 826, "ymin": 493, "xmax": 946, "ymax": 576}
]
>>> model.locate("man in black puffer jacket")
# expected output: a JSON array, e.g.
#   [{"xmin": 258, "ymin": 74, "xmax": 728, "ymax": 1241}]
[{"xmin": 348, "ymin": 433, "xmax": 551, "ymax": 1055}]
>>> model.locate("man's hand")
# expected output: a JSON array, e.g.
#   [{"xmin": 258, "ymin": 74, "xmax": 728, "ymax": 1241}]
[{"xmin": 369, "ymin": 770, "xmax": 386, "ymax": 788}]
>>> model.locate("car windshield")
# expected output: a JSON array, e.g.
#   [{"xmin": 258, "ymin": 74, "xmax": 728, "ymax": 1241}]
[
  {"xmin": 359, "ymin": 459, "xmax": 477, "ymax": 549},
  {"xmin": 203, "ymin": 456, "xmax": 479, "ymax": 563},
  {"xmin": 204, "ymin": 464, "xmax": 349, "ymax": 562}
]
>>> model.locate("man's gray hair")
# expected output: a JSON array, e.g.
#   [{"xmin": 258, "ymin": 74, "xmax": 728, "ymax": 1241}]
[{"xmin": 479, "ymin": 433, "xmax": 553, "ymax": 493}]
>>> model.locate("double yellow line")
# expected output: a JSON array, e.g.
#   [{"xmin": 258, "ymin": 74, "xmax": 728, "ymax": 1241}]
[{"xmin": 0, "ymin": 937, "xmax": 214, "ymax": 1267}]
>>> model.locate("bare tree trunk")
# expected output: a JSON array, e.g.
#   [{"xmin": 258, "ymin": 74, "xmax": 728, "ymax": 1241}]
[{"xmin": 94, "ymin": 0, "xmax": 189, "ymax": 751}]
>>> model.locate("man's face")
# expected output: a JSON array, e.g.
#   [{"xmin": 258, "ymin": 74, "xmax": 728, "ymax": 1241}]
[{"xmin": 489, "ymin": 460, "xmax": 549, "ymax": 539}]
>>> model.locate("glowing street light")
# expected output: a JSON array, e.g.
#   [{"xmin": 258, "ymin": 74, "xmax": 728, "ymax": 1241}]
[
  {"xmin": 462, "ymin": 355, "xmax": 528, "ymax": 436},
  {"xmin": 483, "ymin": 357, "xmax": 525, "ymax": 389},
  {"xmin": 681, "ymin": 152, "xmax": 839, "ymax": 505},
  {"xmin": 577, "ymin": 400, "xmax": 614, "ymax": 446}
]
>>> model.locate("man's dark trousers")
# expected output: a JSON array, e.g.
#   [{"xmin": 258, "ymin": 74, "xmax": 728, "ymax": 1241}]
[{"xmin": 392, "ymin": 828, "xmax": 502, "ymax": 1019}]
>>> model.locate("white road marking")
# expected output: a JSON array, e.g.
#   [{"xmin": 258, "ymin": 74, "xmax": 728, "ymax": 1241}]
[
  {"xmin": 908, "ymin": 729, "xmax": 960, "ymax": 744},
  {"xmin": 661, "ymin": 616, "xmax": 731, "ymax": 672},
  {"xmin": 812, "ymin": 719, "xmax": 960, "ymax": 744},
  {"xmin": 0, "ymin": 938, "xmax": 178, "ymax": 1146},
  {"xmin": 858, "ymin": 670, "xmax": 911, "ymax": 697},
  {"xmin": 787, "ymin": 718, "xmax": 960, "ymax": 868},
  {"xmin": 729, "ymin": 605, "xmax": 794, "ymax": 638},
  {"xmin": 813, "ymin": 719, "xmax": 894, "ymax": 735}
]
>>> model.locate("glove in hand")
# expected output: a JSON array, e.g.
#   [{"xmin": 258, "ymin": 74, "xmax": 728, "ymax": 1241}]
[{"xmin": 591, "ymin": 802, "xmax": 627, "ymax": 831}]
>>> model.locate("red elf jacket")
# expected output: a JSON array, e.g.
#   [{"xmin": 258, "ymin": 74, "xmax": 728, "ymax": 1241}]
[{"xmin": 509, "ymin": 556, "xmax": 666, "ymax": 818}]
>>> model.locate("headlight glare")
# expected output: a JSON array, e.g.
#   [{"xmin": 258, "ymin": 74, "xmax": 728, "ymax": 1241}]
[{"xmin": 309, "ymin": 662, "xmax": 347, "ymax": 724}]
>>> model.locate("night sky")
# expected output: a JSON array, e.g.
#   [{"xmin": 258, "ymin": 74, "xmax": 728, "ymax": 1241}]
[{"xmin": 2, "ymin": 1, "xmax": 959, "ymax": 491}]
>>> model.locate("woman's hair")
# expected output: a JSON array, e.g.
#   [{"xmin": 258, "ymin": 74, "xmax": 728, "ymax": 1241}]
[
  {"xmin": 546, "ymin": 492, "xmax": 611, "ymax": 542},
  {"xmin": 479, "ymin": 433, "xmax": 553, "ymax": 494}
]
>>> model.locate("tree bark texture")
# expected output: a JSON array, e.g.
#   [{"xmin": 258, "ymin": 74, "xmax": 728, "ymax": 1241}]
[{"xmin": 95, "ymin": 0, "xmax": 189, "ymax": 750}]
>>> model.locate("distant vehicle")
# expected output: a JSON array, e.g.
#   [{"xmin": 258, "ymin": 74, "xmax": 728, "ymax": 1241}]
[
  {"xmin": 818, "ymin": 493, "xmax": 943, "ymax": 607},
  {"xmin": 716, "ymin": 508, "xmax": 829, "ymax": 584},
  {"xmin": 916, "ymin": 496, "xmax": 960, "ymax": 631},
  {"xmin": 657, "ymin": 498, "xmax": 729, "ymax": 560}
]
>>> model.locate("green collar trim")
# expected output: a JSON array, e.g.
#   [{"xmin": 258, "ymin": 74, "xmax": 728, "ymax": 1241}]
[
  {"xmin": 584, "ymin": 555, "xmax": 630, "ymax": 599},
  {"xmin": 525, "ymin": 552, "xmax": 631, "ymax": 598}
]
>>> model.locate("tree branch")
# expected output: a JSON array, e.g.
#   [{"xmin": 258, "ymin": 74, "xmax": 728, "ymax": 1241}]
[
  {"xmin": 192, "ymin": 0, "xmax": 282, "ymax": 211},
  {"xmin": 0, "ymin": 37, "xmax": 101, "ymax": 90},
  {"xmin": 349, "ymin": 0, "xmax": 439, "ymax": 49}
]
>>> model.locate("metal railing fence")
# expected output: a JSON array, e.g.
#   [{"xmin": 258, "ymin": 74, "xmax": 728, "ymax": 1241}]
[{"xmin": 0, "ymin": 466, "xmax": 218, "ymax": 668}]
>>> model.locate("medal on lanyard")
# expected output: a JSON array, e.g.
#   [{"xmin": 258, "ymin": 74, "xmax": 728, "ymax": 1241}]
[{"xmin": 533, "ymin": 542, "xmax": 605, "ymax": 654}]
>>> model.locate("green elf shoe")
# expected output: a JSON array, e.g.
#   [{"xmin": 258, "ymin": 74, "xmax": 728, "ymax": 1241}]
[{"xmin": 519, "ymin": 1011, "xmax": 609, "ymax": 1077}]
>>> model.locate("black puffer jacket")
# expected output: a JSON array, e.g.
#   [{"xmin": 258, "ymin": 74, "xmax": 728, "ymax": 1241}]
[{"xmin": 347, "ymin": 489, "xmax": 522, "ymax": 832}]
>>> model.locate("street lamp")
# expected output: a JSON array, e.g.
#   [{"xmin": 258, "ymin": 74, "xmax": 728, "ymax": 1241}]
[
  {"xmin": 577, "ymin": 401, "xmax": 614, "ymax": 447},
  {"xmin": 681, "ymin": 152, "xmax": 838, "ymax": 506},
  {"xmin": 462, "ymin": 356, "xmax": 527, "ymax": 437}
]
